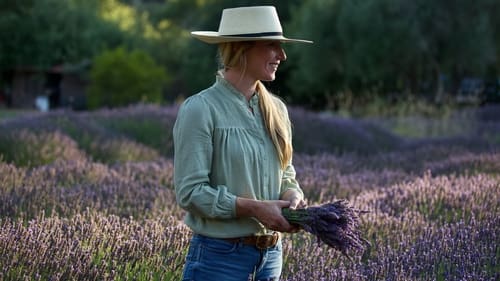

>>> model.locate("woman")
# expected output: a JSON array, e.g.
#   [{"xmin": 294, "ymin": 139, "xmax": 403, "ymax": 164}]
[{"xmin": 173, "ymin": 6, "xmax": 312, "ymax": 281}]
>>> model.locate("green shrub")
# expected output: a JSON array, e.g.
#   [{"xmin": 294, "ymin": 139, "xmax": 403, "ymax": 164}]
[
  {"xmin": 88, "ymin": 137, "xmax": 161, "ymax": 164},
  {"xmin": 0, "ymin": 129, "xmax": 87, "ymax": 167},
  {"xmin": 87, "ymin": 47, "xmax": 168, "ymax": 109}
]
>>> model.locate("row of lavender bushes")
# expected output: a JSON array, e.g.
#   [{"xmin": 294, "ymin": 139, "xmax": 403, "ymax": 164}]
[
  {"xmin": 1, "ymin": 104, "xmax": 498, "ymax": 165},
  {"xmin": 0, "ymin": 104, "xmax": 499, "ymax": 280}
]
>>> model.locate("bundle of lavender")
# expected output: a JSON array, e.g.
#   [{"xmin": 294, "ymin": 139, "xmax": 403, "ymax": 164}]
[{"xmin": 282, "ymin": 199, "xmax": 370, "ymax": 260}]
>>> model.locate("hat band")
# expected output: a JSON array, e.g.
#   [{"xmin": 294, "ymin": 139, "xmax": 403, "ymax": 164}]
[{"xmin": 223, "ymin": 31, "xmax": 283, "ymax": 38}]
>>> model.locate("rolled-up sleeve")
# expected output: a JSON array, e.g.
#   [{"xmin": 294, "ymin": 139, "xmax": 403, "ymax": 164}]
[
  {"xmin": 173, "ymin": 96, "xmax": 237, "ymax": 219},
  {"xmin": 280, "ymin": 160, "xmax": 303, "ymax": 198}
]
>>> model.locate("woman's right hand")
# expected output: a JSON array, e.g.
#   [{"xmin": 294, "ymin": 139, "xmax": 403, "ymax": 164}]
[{"xmin": 236, "ymin": 198, "xmax": 295, "ymax": 232}]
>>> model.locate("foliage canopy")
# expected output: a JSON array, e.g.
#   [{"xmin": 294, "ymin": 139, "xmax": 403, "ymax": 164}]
[
  {"xmin": 285, "ymin": 0, "xmax": 499, "ymax": 109},
  {"xmin": 87, "ymin": 47, "xmax": 168, "ymax": 109},
  {"xmin": 0, "ymin": 0, "xmax": 498, "ymax": 110},
  {"xmin": 0, "ymin": 0, "xmax": 125, "ymax": 70}
]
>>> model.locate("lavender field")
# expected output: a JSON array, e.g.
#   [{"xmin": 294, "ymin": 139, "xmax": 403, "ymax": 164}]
[{"xmin": 0, "ymin": 104, "xmax": 499, "ymax": 280}]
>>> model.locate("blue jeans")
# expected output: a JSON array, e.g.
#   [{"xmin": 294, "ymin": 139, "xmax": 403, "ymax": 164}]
[{"xmin": 181, "ymin": 234, "xmax": 283, "ymax": 281}]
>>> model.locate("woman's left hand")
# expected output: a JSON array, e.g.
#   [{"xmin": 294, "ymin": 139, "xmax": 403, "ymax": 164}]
[
  {"xmin": 280, "ymin": 190, "xmax": 307, "ymax": 233},
  {"xmin": 281, "ymin": 190, "xmax": 307, "ymax": 210}
]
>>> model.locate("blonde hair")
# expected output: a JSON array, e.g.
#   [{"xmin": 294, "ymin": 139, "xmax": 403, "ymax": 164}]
[{"xmin": 218, "ymin": 42, "xmax": 293, "ymax": 169}]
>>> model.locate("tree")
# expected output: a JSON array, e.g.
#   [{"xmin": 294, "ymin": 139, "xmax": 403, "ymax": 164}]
[
  {"xmin": 414, "ymin": 0, "xmax": 496, "ymax": 100},
  {"xmin": 0, "ymin": 0, "xmax": 125, "ymax": 70},
  {"xmin": 87, "ymin": 47, "xmax": 168, "ymax": 109},
  {"xmin": 286, "ymin": 0, "xmax": 498, "ymax": 109},
  {"xmin": 285, "ymin": 0, "xmax": 346, "ymax": 109}
]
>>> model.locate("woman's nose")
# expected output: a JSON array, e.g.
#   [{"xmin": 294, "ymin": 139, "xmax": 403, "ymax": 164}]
[{"xmin": 278, "ymin": 47, "xmax": 287, "ymax": 61}]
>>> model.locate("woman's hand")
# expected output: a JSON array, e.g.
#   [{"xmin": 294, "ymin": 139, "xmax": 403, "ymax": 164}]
[
  {"xmin": 280, "ymin": 190, "xmax": 307, "ymax": 210},
  {"xmin": 279, "ymin": 190, "xmax": 307, "ymax": 233},
  {"xmin": 236, "ymin": 191, "xmax": 307, "ymax": 233},
  {"xmin": 236, "ymin": 198, "xmax": 296, "ymax": 232}
]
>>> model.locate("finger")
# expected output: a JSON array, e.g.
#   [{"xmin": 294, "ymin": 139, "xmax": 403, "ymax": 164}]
[
  {"xmin": 277, "ymin": 200, "xmax": 291, "ymax": 208},
  {"xmin": 289, "ymin": 198, "xmax": 304, "ymax": 209},
  {"xmin": 295, "ymin": 199, "xmax": 307, "ymax": 209},
  {"xmin": 298, "ymin": 198, "xmax": 305, "ymax": 206}
]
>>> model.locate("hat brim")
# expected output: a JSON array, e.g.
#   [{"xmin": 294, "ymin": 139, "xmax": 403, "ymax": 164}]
[{"xmin": 191, "ymin": 31, "xmax": 313, "ymax": 44}]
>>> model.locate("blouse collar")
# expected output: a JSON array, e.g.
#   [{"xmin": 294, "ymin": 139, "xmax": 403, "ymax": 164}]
[{"xmin": 216, "ymin": 75, "xmax": 259, "ymax": 106}]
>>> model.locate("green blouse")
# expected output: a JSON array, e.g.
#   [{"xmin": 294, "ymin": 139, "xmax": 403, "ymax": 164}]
[{"xmin": 173, "ymin": 76, "xmax": 303, "ymax": 238}]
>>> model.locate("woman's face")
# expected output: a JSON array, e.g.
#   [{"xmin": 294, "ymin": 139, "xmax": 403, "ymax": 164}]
[{"xmin": 245, "ymin": 40, "xmax": 287, "ymax": 82}]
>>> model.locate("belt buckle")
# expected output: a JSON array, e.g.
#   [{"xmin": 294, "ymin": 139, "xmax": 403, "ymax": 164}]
[{"xmin": 255, "ymin": 233, "xmax": 278, "ymax": 250}]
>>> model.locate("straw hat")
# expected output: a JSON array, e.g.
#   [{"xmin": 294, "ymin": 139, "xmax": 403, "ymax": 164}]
[{"xmin": 191, "ymin": 6, "xmax": 313, "ymax": 44}]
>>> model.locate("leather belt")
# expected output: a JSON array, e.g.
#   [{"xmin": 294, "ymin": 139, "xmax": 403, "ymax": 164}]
[{"xmin": 223, "ymin": 232, "xmax": 280, "ymax": 250}]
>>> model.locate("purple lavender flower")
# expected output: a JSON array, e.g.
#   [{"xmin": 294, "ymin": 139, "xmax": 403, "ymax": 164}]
[{"xmin": 282, "ymin": 200, "xmax": 370, "ymax": 260}]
